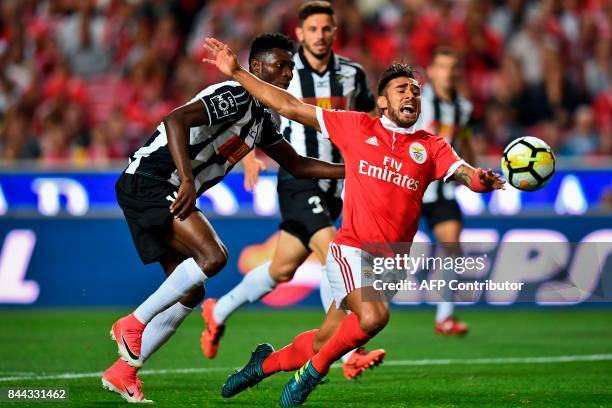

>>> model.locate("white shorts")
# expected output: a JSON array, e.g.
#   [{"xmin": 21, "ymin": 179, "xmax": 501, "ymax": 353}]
[
  {"xmin": 326, "ymin": 243, "xmax": 408, "ymax": 309},
  {"xmin": 326, "ymin": 243, "xmax": 363, "ymax": 309}
]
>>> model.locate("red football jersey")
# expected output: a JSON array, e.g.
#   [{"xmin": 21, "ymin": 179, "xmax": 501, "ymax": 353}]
[{"xmin": 316, "ymin": 108, "xmax": 464, "ymax": 248}]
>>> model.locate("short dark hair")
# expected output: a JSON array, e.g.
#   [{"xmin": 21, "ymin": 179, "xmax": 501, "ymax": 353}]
[
  {"xmin": 430, "ymin": 47, "xmax": 459, "ymax": 64},
  {"xmin": 248, "ymin": 33, "xmax": 294, "ymax": 67},
  {"xmin": 377, "ymin": 63, "xmax": 416, "ymax": 96},
  {"xmin": 299, "ymin": 1, "xmax": 334, "ymax": 23}
]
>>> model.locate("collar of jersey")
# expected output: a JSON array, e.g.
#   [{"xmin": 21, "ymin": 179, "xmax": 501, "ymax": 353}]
[{"xmin": 380, "ymin": 115, "xmax": 418, "ymax": 134}]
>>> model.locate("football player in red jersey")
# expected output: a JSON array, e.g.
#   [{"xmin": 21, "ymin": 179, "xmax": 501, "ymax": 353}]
[
  {"xmin": 203, "ymin": 37, "xmax": 504, "ymax": 406},
  {"xmin": 201, "ymin": 1, "xmax": 384, "ymax": 380}
]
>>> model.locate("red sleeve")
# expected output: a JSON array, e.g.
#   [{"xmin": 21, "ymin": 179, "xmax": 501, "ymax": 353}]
[
  {"xmin": 430, "ymin": 135, "xmax": 465, "ymax": 181},
  {"xmin": 315, "ymin": 108, "xmax": 367, "ymax": 151}
]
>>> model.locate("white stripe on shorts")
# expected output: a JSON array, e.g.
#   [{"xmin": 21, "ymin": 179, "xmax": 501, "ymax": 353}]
[{"xmin": 330, "ymin": 243, "xmax": 355, "ymax": 292}]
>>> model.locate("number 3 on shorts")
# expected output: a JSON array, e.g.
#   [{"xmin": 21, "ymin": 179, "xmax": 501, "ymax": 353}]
[{"xmin": 308, "ymin": 196, "xmax": 324, "ymax": 214}]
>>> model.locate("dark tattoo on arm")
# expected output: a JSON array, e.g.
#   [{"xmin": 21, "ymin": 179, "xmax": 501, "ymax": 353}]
[{"xmin": 454, "ymin": 169, "xmax": 472, "ymax": 187}]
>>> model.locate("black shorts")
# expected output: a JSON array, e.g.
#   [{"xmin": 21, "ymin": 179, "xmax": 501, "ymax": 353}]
[
  {"xmin": 277, "ymin": 178, "xmax": 343, "ymax": 249},
  {"xmin": 421, "ymin": 198, "xmax": 463, "ymax": 231},
  {"xmin": 116, "ymin": 173, "xmax": 183, "ymax": 265}
]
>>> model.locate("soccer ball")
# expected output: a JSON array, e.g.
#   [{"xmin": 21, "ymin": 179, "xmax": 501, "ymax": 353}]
[{"xmin": 501, "ymin": 136, "xmax": 556, "ymax": 191}]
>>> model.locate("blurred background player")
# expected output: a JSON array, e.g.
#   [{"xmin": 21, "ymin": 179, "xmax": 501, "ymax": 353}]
[
  {"xmin": 102, "ymin": 33, "xmax": 344, "ymax": 403},
  {"xmin": 414, "ymin": 47, "xmax": 474, "ymax": 335},
  {"xmin": 200, "ymin": 1, "xmax": 385, "ymax": 380}
]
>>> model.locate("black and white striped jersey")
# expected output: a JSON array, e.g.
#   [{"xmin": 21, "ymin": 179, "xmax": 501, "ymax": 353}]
[
  {"xmin": 279, "ymin": 48, "xmax": 376, "ymax": 197},
  {"xmin": 125, "ymin": 81, "xmax": 283, "ymax": 196},
  {"xmin": 414, "ymin": 84, "xmax": 473, "ymax": 203}
]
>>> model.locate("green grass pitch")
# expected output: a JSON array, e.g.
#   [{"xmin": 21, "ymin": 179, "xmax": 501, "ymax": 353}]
[{"xmin": 0, "ymin": 308, "xmax": 611, "ymax": 407}]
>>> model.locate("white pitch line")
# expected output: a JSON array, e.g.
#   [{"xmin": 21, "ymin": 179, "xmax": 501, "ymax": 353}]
[
  {"xmin": 0, "ymin": 354, "xmax": 611, "ymax": 383},
  {"xmin": 0, "ymin": 367, "xmax": 230, "ymax": 383},
  {"xmin": 382, "ymin": 354, "xmax": 612, "ymax": 366},
  {"xmin": 0, "ymin": 372, "xmax": 37, "ymax": 376}
]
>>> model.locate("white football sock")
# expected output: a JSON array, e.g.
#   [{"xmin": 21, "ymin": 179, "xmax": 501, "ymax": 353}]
[
  {"xmin": 134, "ymin": 258, "xmax": 207, "ymax": 324},
  {"xmin": 436, "ymin": 302, "xmax": 454, "ymax": 322},
  {"xmin": 141, "ymin": 302, "xmax": 192, "ymax": 362},
  {"xmin": 213, "ymin": 261, "xmax": 276, "ymax": 324},
  {"xmin": 436, "ymin": 257, "xmax": 457, "ymax": 322}
]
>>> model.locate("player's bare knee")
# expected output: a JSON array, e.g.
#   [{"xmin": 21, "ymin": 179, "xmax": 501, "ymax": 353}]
[
  {"xmin": 269, "ymin": 263, "xmax": 295, "ymax": 283},
  {"xmin": 359, "ymin": 308, "xmax": 389, "ymax": 335},
  {"xmin": 194, "ymin": 249, "xmax": 227, "ymax": 277}
]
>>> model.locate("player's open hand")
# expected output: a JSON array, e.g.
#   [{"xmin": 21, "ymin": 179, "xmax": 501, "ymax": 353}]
[
  {"xmin": 243, "ymin": 155, "xmax": 267, "ymax": 192},
  {"xmin": 170, "ymin": 179, "xmax": 197, "ymax": 221},
  {"xmin": 478, "ymin": 168, "xmax": 505, "ymax": 190},
  {"xmin": 202, "ymin": 37, "xmax": 240, "ymax": 78}
]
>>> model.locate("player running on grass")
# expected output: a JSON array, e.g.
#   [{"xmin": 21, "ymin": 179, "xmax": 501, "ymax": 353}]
[
  {"xmin": 200, "ymin": 1, "xmax": 384, "ymax": 380},
  {"xmin": 102, "ymin": 33, "xmax": 344, "ymax": 404},
  {"xmin": 203, "ymin": 37, "xmax": 505, "ymax": 406}
]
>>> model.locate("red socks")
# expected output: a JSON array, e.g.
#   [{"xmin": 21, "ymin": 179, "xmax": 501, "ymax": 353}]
[
  {"xmin": 261, "ymin": 315, "xmax": 373, "ymax": 376},
  {"xmin": 262, "ymin": 330, "xmax": 318, "ymax": 376},
  {"xmin": 311, "ymin": 313, "xmax": 371, "ymax": 374}
]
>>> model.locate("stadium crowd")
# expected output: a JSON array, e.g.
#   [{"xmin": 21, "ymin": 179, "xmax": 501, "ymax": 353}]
[{"xmin": 0, "ymin": 0, "xmax": 610, "ymax": 165}]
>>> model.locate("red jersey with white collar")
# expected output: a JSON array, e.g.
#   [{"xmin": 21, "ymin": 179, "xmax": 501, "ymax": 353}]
[{"xmin": 315, "ymin": 108, "xmax": 464, "ymax": 247}]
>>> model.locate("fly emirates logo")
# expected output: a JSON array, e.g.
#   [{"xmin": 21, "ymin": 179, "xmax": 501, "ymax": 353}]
[{"xmin": 358, "ymin": 156, "xmax": 420, "ymax": 191}]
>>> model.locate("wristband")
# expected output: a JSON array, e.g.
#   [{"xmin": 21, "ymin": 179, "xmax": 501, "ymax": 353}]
[{"xmin": 470, "ymin": 171, "xmax": 491, "ymax": 192}]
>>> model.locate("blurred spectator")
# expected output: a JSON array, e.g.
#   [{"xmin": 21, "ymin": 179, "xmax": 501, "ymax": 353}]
[
  {"xmin": 560, "ymin": 105, "xmax": 600, "ymax": 156},
  {"xmin": 584, "ymin": 37, "xmax": 610, "ymax": 98},
  {"xmin": 88, "ymin": 108, "xmax": 127, "ymax": 164},
  {"xmin": 489, "ymin": 0, "xmax": 531, "ymax": 43},
  {"xmin": 0, "ymin": 0, "xmax": 609, "ymax": 165},
  {"xmin": 0, "ymin": 63, "xmax": 18, "ymax": 115},
  {"xmin": 123, "ymin": 17, "xmax": 154, "ymax": 72},
  {"xmin": 2, "ymin": 32, "xmax": 33, "ymax": 102},
  {"xmin": 592, "ymin": 86, "xmax": 611, "ymax": 155},
  {"xmin": 454, "ymin": 0, "xmax": 503, "ymax": 120},
  {"xmin": 477, "ymin": 102, "xmax": 524, "ymax": 156},
  {"xmin": 57, "ymin": 0, "xmax": 112, "ymax": 78},
  {"xmin": 151, "ymin": 15, "xmax": 181, "ymax": 65},
  {"xmin": 121, "ymin": 55, "xmax": 173, "ymax": 150},
  {"xmin": 39, "ymin": 113, "xmax": 72, "ymax": 165},
  {"xmin": 171, "ymin": 56, "xmax": 205, "ymax": 103},
  {"xmin": 507, "ymin": 6, "xmax": 558, "ymax": 125},
  {"xmin": 1, "ymin": 106, "xmax": 39, "ymax": 161},
  {"xmin": 533, "ymin": 120, "xmax": 563, "ymax": 154}
]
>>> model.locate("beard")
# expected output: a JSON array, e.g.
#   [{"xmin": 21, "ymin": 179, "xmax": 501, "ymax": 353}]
[
  {"xmin": 388, "ymin": 107, "xmax": 419, "ymax": 128},
  {"xmin": 304, "ymin": 42, "xmax": 331, "ymax": 60}
]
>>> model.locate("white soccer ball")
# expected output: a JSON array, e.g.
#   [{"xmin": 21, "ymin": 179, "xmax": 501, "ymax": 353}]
[{"xmin": 501, "ymin": 136, "xmax": 556, "ymax": 191}]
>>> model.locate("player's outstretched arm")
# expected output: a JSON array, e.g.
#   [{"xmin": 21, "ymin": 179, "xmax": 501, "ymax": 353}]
[
  {"xmin": 262, "ymin": 139, "xmax": 344, "ymax": 179},
  {"xmin": 202, "ymin": 37, "xmax": 320, "ymax": 132},
  {"xmin": 450, "ymin": 163, "xmax": 505, "ymax": 193},
  {"xmin": 163, "ymin": 101, "xmax": 209, "ymax": 220}
]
